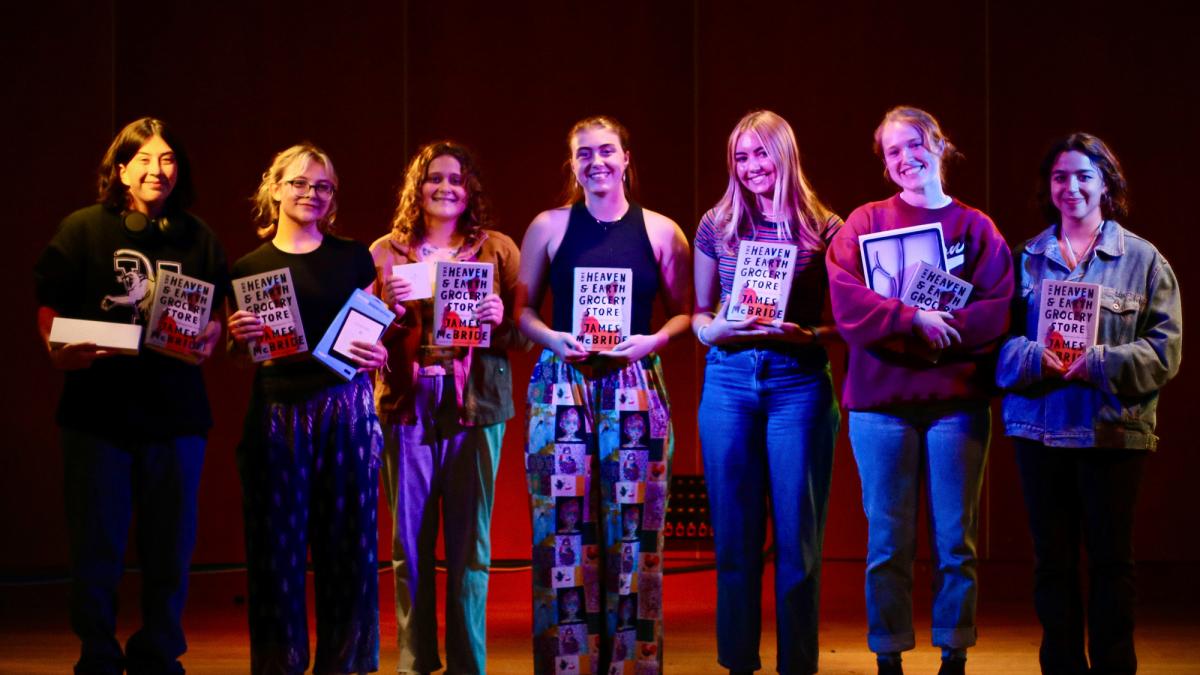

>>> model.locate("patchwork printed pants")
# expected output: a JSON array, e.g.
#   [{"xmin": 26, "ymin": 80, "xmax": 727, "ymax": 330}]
[{"xmin": 526, "ymin": 351, "xmax": 673, "ymax": 675}]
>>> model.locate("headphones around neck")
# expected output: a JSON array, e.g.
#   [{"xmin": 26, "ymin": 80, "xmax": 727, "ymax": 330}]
[{"xmin": 122, "ymin": 210, "xmax": 184, "ymax": 242}]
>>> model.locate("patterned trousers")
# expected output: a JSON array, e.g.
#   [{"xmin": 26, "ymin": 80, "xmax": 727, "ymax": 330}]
[{"xmin": 525, "ymin": 351, "xmax": 673, "ymax": 675}]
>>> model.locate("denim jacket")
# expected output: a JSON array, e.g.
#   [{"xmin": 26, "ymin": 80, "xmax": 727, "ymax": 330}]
[{"xmin": 996, "ymin": 221, "xmax": 1182, "ymax": 450}]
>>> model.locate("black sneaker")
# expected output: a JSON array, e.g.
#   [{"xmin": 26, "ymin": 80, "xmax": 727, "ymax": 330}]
[
  {"xmin": 877, "ymin": 658, "xmax": 903, "ymax": 675},
  {"xmin": 938, "ymin": 657, "xmax": 966, "ymax": 675}
]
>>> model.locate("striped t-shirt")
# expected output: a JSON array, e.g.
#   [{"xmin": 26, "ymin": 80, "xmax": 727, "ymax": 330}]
[{"xmin": 694, "ymin": 208, "xmax": 842, "ymax": 326}]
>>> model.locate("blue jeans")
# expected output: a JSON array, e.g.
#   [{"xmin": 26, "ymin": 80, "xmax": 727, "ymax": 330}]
[
  {"xmin": 62, "ymin": 428, "xmax": 205, "ymax": 675},
  {"xmin": 383, "ymin": 372, "xmax": 504, "ymax": 675},
  {"xmin": 848, "ymin": 403, "xmax": 990, "ymax": 654},
  {"xmin": 698, "ymin": 346, "xmax": 839, "ymax": 675}
]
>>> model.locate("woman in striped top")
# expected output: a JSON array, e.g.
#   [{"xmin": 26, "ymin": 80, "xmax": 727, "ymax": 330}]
[{"xmin": 692, "ymin": 110, "xmax": 842, "ymax": 675}]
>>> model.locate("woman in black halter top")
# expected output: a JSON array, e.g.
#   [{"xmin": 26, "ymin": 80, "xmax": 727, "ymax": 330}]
[{"xmin": 516, "ymin": 116, "xmax": 692, "ymax": 674}]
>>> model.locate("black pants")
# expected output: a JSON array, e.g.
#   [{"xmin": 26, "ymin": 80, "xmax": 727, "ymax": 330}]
[{"xmin": 1014, "ymin": 440, "xmax": 1146, "ymax": 675}]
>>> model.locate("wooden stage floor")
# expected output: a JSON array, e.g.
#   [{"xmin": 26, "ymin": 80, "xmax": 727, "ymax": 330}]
[{"xmin": 2, "ymin": 560, "xmax": 1196, "ymax": 674}]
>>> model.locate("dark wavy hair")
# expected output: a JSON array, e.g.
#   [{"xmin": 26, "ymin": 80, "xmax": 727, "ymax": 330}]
[
  {"xmin": 391, "ymin": 141, "xmax": 492, "ymax": 249},
  {"xmin": 96, "ymin": 117, "xmax": 195, "ymax": 213},
  {"xmin": 559, "ymin": 115, "xmax": 638, "ymax": 205},
  {"xmin": 1037, "ymin": 132, "xmax": 1129, "ymax": 224}
]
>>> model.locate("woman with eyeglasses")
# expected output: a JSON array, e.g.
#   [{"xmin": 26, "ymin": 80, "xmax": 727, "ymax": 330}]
[
  {"xmin": 692, "ymin": 110, "xmax": 842, "ymax": 675},
  {"xmin": 826, "ymin": 107, "xmax": 1013, "ymax": 675},
  {"xmin": 369, "ymin": 140, "xmax": 525, "ymax": 674},
  {"xmin": 228, "ymin": 143, "xmax": 387, "ymax": 675},
  {"xmin": 517, "ymin": 115, "xmax": 692, "ymax": 674},
  {"xmin": 997, "ymin": 133, "xmax": 1181, "ymax": 675}
]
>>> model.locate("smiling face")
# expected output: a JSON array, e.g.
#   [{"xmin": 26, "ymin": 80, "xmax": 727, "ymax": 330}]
[
  {"xmin": 734, "ymin": 131, "xmax": 777, "ymax": 203},
  {"xmin": 273, "ymin": 156, "xmax": 333, "ymax": 228},
  {"xmin": 571, "ymin": 127, "xmax": 629, "ymax": 198},
  {"xmin": 119, "ymin": 135, "xmax": 178, "ymax": 216},
  {"xmin": 879, "ymin": 121, "xmax": 943, "ymax": 195},
  {"xmin": 421, "ymin": 154, "xmax": 468, "ymax": 225},
  {"xmin": 1050, "ymin": 150, "xmax": 1107, "ymax": 228}
]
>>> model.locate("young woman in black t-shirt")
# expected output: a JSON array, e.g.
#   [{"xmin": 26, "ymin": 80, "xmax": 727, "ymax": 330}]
[{"xmin": 227, "ymin": 143, "xmax": 386, "ymax": 675}]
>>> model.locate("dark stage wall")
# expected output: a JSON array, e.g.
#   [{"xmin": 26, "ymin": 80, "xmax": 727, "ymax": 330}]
[{"xmin": 4, "ymin": 1, "xmax": 1196, "ymax": 573}]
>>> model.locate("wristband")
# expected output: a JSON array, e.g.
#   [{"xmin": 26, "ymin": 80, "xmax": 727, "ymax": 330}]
[{"xmin": 697, "ymin": 323, "xmax": 714, "ymax": 347}]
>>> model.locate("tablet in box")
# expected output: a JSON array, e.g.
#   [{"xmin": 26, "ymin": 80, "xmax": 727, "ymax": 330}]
[
  {"xmin": 313, "ymin": 289, "xmax": 396, "ymax": 381},
  {"xmin": 48, "ymin": 317, "xmax": 142, "ymax": 355}
]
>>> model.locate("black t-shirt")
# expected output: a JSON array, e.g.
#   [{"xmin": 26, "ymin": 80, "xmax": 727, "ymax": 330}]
[
  {"xmin": 231, "ymin": 235, "xmax": 376, "ymax": 393},
  {"xmin": 34, "ymin": 204, "xmax": 230, "ymax": 441}
]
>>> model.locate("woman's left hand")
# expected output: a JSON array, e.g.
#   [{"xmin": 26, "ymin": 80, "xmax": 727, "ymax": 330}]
[
  {"xmin": 476, "ymin": 293, "xmax": 504, "ymax": 326},
  {"xmin": 756, "ymin": 321, "xmax": 816, "ymax": 344},
  {"xmin": 351, "ymin": 339, "xmax": 389, "ymax": 373},
  {"xmin": 191, "ymin": 319, "xmax": 223, "ymax": 363},
  {"xmin": 1063, "ymin": 350, "xmax": 1090, "ymax": 382},
  {"xmin": 600, "ymin": 333, "xmax": 663, "ymax": 366}
]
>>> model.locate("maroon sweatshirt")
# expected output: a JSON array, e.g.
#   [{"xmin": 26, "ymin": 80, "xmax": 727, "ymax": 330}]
[{"xmin": 827, "ymin": 195, "xmax": 1013, "ymax": 410}]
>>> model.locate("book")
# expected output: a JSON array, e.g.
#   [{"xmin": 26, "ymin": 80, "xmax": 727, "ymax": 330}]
[
  {"xmin": 144, "ymin": 270, "xmax": 215, "ymax": 363},
  {"xmin": 1036, "ymin": 279, "xmax": 1101, "ymax": 369},
  {"xmin": 432, "ymin": 261, "xmax": 493, "ymax": 347},
  {"xmin": 572, "ymin": 267, "xmax": 632, "ymax": 351},
  {"xmin": 726, "ymin": 240, "xmax": 797, "ymax": 325},
  {"xmin": 900, "ymin": 261, "xmax": 973, "ymax": 312},
  {"xmin": 313, "ymin": 289, "xmax": 396, "ymax": 380},
  {"xmin": 48, "ymin": 317, "xmax": 141, "ymax": 355},
  {"xmin": 858, "ymin": 222, "xmax": 948, "ymax": 299},
  {"xmin": 232, "ymin": 267, "xmax": 307, "ymax": 362},
  {"xmin": 390, "ymin": 262, "xmax": 434, "ymax": 301}
]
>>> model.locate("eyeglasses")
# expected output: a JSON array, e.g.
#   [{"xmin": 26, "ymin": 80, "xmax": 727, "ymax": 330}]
[{"xmin": 284, "ymin": 178, "xmax": 336, "ymax": 198}]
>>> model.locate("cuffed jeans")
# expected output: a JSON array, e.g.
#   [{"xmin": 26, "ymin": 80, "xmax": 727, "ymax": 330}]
[
  {"xmin": 1014, "ymin": 440, "xmax": 1144, "ymax": 675},
  {"xmin": 62, "ymin": 428, "xmax": 205, "ymax": 675},
  {"xmin": 698, "ymin": 346, "xmax": 839, "ymax": 675},
  {"xmin": 383, "ymin": 371, "xmax": 504, "ymax": 675},
  {"xmin": 848, "ymin": 403, "xmax": 990, "ymax": 654}
]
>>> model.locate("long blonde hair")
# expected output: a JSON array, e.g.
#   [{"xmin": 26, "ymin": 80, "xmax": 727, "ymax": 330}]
[
  {"xmin": 711, "ymin": 110, "xmax": 832, "ymax": 253},
  {"xmin": 251, "ymin": 143, "xmax": 339, "ymax": 240}
]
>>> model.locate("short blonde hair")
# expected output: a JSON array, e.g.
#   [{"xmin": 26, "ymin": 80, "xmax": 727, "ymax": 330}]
[{"xmin": 251, "ymin": 143, "xmax": 339, "ymax": 239}]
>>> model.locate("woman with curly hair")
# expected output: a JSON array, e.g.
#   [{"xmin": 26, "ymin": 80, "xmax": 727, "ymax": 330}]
[
  {"xmin": 370, "ymin": 140, "xmax": 524, "ymax": 674},
  {"xmin": 227, "ymin": 143, "xmax": 387, "ymax": 675},
  {"xmin": 997, "ymin": 133, "xmax": 1181, "ymax": 675},
  {"xmin": 692, "ymin": 110, "xmax": 842, "ymax": 675},
  {"xmin": 517, "ymin": 115, "xmax": 692, "ymax": 674}
]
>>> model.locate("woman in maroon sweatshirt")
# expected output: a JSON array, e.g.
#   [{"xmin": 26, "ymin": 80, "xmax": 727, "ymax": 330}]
[{"xmin": 826, "ymin": 106, "xmax": 1013, "ymax": 675}]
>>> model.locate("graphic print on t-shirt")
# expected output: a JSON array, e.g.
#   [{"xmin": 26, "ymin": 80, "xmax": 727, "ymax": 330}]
[{"xmin": 99, "ymin": 249, "xmax": 182, "ymax": 324}]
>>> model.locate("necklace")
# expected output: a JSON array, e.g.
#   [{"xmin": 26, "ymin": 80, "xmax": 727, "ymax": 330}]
[{"xmin": 1061, "ymin": 221, "xmax": 1103, "ymax": 269}]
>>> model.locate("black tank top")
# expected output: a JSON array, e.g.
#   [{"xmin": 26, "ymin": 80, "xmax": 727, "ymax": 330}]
[{"xmin": 549, "ymin": 201, "xmax": 660, "ymax": 335}]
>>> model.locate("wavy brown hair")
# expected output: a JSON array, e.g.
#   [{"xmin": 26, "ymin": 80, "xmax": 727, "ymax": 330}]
[
  {"xmin": 97, "ymin": 117, "xmax": 195, "ymax": 213},
  {"xmin": 559, "ymin": 115, "xmax": 638, "ymax": 205},
  {"xmin": 1037, "ymin": 132, "xmax": 1129, "ymax": 224},
  {"xmin": 251, "ymin": 143, "xmax": 339, "ymax": 240},
  {"xmin": 391, "ymin": 141, "xmax": 492, "ymax": 249}
]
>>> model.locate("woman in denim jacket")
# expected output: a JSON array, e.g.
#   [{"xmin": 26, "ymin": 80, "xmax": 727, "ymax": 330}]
[{"xmin": 997, "ymin": 133, "xmax": 1182, "ymax": 675}]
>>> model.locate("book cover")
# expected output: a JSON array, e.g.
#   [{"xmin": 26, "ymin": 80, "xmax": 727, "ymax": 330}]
[
  {"xmin": 1036, "ymin": 279, "xmax": 1101, "ymax": 369},
  {"xmin": 232, "ymin": 267, "xmax": 307, "ymax": 362},
  {"xmin": 858, "ymin": 222, "xmax": 948, "ymax": 299},
  {"xmin": 144, "ymin": 270, "xmax": 215, "ymax": 363},
  {"xmin": 900, "ymin": 261, "xmax": 974, "ymax": 312},
  {"xmin": 433, "ymin": 261, "xmax": 493, "ymax": 347},
  {"xmin": 726, "ymin": 240, "xmax": 797, "ymax": 325},
  {"xmin": 572, "ymin": 267, "xmax": 632, "ymax": 352}
]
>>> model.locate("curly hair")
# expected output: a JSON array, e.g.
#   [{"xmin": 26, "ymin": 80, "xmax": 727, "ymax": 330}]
[
  {"xmin": 251, "ymin": 143, "xmax": 339, "ymax": 240},
  {"xmin": 96, "ymin": 117, "xmax": 195, "ymax": 213},
  {"xmin": 710, "ymin": 110, "xmax": 835, "ymax": 254},
  {"xmin": 559, "ymin": 115, "xmax": 638, "ymax": 206},
  {"xmin": 873, "ymin": 105, "xmax": 963, "ymax": 184},
  {"xmin": 1036, "ymin": 132, "xmax": 1129, "ymax": 224},
  {"xmin": 391, "ymin": 141, "xmax": 492, "ymax": 249}
]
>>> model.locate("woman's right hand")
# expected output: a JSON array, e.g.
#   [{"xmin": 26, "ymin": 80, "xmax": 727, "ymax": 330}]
[
  {"xmin": 913, "ymin": 309, "xmax": 961, "ymax": 350},
  {"xmin": 48, "ymin": 342, "xmax": 112, "ymax": 370},
  {"xmin": 549, "ymin": 330, "xmax": 590, "ymax": 362},
  {"xmin": 227, "ymin": 310, "xmax": 264, "ymax": 345},
  {"xmin": 701, "ymin": 313, "xmax": 767, "ymax": 345},
  {"xmin": 383, "ymin": 275, "xmax": 413, "ymax": 319}
]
